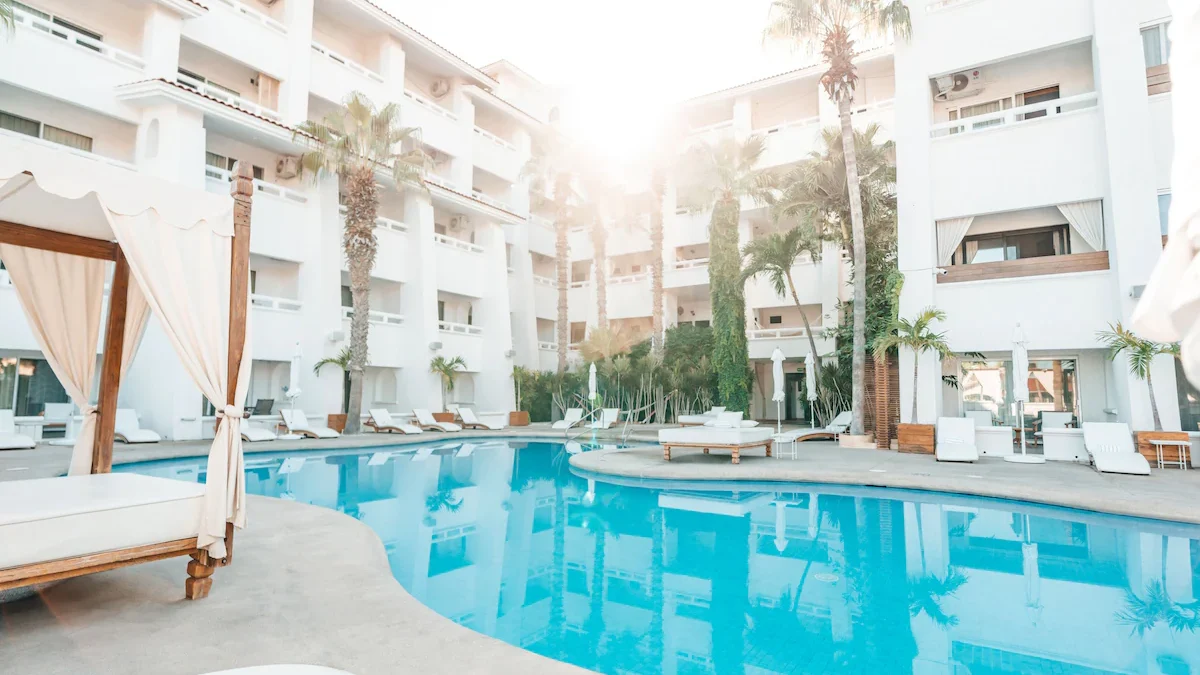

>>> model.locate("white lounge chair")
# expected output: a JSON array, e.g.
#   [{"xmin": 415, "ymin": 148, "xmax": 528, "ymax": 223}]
[
  {"xmin": 678, "ymin": 406, "xmax": 727, "ymax": 426},
  {"xmin": 590, "ymin": 408, "xmax": 620, "ymax": 430},
  {"xmin": 0, "ymin": 410, "xmax": 36, "ymax": 450},
  {"xmin": 936, "ymin": 417, "xmax": 979, "ymax": 462},
  {"xmin": 456, "ymin": 443, "xmax": 476, "ymax": 457},
  {"xmin": 279, "ymin": 409, "xmax": 340, "ymax": 439},
  {"xmin": 965, "ymin": 410, "xmax": 994, "ymax": 428},
  {"xmin": 367, "ymin": 409, "xmax": 422, "ymax": 435},
  {"xmin": 459, "ymin": 408, "xmax": 505, "ymax": 430},
  {"xmin": 552, "ymin": 408, "xmax": 584, "ymax": 429},
  {"xmin": 781, "ymin": 411, "xmax": 853, "ymax": 443},
  {"xmin": 42, "ymin": 402, "xmax": 74, "ymax": 438},
  {"xmin": 240, "ymin": 425, "xmax": 277, "ymax": 443},
  {"xmin": 113, "ymin": 409, "xmax": 161, "ymax": 444},
  {"xmin": 411, "ymin": 446, "xmax": 435, "ymax": 462},
  {"xmin": 1082, "ymin": 422, "xmax": 1151, "ymax": 476},
  {"xmin": 413, "ymin": 408, "xmax": 462, "ymax": 432}
]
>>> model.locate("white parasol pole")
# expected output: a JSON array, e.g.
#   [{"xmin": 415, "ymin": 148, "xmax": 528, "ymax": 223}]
[
  {"xmin": 771, "ymin": 348, "xmax": 786, "ymax": 435},
  {"xmin": 1006, "ymin": 324, "xmax": 1044, "ymax": 464}
]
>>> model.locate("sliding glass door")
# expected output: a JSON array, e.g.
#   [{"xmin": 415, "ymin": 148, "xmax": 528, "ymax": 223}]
[
  {"xmin": 0, "ymin": 357, "xmax": 70, "ymax": 416},
  {"xmin": 959, "ymin": 358, "xmax": 1079, "ymax": 427}
]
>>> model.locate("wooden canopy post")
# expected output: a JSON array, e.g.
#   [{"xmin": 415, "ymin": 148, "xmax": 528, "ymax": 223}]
[
  {"xmin": 222, "ymin": 161, "xmax": 253, "ymax": 561},
  {"xmin": 92, "ymin": 250, "xmax": 130, "ymax": 473}
]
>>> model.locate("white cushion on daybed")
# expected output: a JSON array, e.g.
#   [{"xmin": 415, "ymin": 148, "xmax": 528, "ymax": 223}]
[
  {"xmin": 659, "ymin": 426, "xmax": 774, "ymax": 446},
  {"xmin": 0, "ymin": 473, "xmax": 205, "ymax": 570}
]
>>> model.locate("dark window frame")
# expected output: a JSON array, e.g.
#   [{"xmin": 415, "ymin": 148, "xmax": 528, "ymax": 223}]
[{"xmin": 954, "ymin": 224, "xmax": 1071, "ymax": 266}]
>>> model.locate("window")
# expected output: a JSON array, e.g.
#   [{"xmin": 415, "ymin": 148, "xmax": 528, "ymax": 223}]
[
  {"xmin": 437, "ymin": 300, "xmax": 445, "ymax": 321},
  {"xmin": 341, "ymin": 285, "xmax": 353, "ymax": 308},
  {"xmin": 466, "ymin": 304, "xmax": 473, "ymax": 326},
  {"xmin": 1017, "ymin": 86, "xmax": 1060, "ymax": 120},
  {"xmin": 960, "ymin": 358, "xmax": 1079, "ymax": 427},
  {"xmin": 0, "ymin": 357, "xmax": 70, "ymax": 416},
  {"xmin": 1158, "ymin": 192, "xmax": 1172, "ymax": 235},
  {"xmin": 434, "ymin": 223, "xmax": 447, "ymax": 235},
  {"xmin": 14, "ymin": 3, "xmax": 103, "ymax": 51},
  {"xmin": 769, "ymin": 316, "xmax": 782, "ymax": 325},
  {"xmin": 204, "ymin": 152, "xmax": 263, "ymax": 180},
  {"xmin": 949, "ymin": 97, "xmax": 1012, "ymax": 132},
  {"xmin": 249, "ymin": 270, "xmax": 257, "ymax": 294},
  {"xmin": 631, "ymin": 264, "xmax": 642, "ymax": 273},
  {"xmin": 695, "ymin": 320, "xmax": 710, "ymax": 328},
  {"xmin": 954, "ymin": 225, "xmax": 1070, "ymax": 265},
  {"xmin": 1142, "ymin": 21, "xmax": 1172, "ymax": 68},
  {"xmin": 570, "ymin": 322, "xmax": 586, "ymax": 343},
  {"xmin": 1, "ymin": 110, "xmax": 93, "ymax": 152},
  {"xmin": 0, "ymin": 110, "xmax": 39, "ymax": 138}
]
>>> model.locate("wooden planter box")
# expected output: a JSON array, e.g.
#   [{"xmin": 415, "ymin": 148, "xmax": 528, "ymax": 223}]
[
  {"xmin": 897, "ymin": 423, "xmax": 935, "ymax": 454},
  {"xmin": 433, "ymin": 412, "xmax": 456, "ymax": 423},
  {"xmin": 327, "ymin": 413, "xmax": 347, "ymax": 433},
  {"xmin": 509, "ymin": 411, "xmax": 531, "ymax": 427},
  {"xmin": 1135, "ymin": 430, "xmax": 1191, "ymax": 468}
]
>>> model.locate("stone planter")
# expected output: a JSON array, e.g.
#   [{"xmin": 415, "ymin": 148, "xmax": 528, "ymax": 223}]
[
  {"xmin": 1135, "ymin": 430, "xmax": 1191, "ymax": 468},
  {"xmin": 327, "ymin": 413, "xmax": 347, "ymax": 433},
  {"xmin": 433, "ymin": 412, "xmax": 456, "ymax": 423},
  {"xmin": 509, "ymin": 411, "xmax": 531, "ymax": 427},
  {"xmin": 898, "ymin": 423, "xmax": 935, "ymax": 454}
]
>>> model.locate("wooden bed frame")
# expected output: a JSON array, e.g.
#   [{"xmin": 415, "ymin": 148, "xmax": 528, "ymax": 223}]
[
  {"xmin": 661, "ymin": 439, "xmax": 773, "ymax": 465},
  {"xmin": 0, "ymin": 164, "xmax": 253, "ymax": 601}
]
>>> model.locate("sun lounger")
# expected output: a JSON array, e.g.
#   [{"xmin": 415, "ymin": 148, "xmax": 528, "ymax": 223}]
[
  {"xmin": 1082, "ymin": 422, "xmax": 1151, "ymax": 475},
  {"xmin": 936, "ymin": 417, "xmax": 979, "ymax": 462},
  {"xmin": 367, "ymin": 409, "xmax": 422, "ymax": 434},
  {"xmin": 42, "ymin": 402, "xmax": 74, "ymax": 437},
  {"xmin": 658, "ymin": 424, "xmax": 774, "ymax": 464},
  {"xmin": 413, "ymin": 408, "xmax": 462, "ymax": 432},
  {"xmin": 456, "ymin": 443, "xmax": 476, "ymax": 457},
  {"xmin": 411, "ymin": 446, "xmax": 435, "ymax": 462},
  {"xmin": 781, "ymin": 411, "xmax": 853, "ymax": 443},
  {"xmin": 590, "ymin": 408, "xmax": 620, "ymax": 430},
  {"xmin": 240, "ymin": 425, "xmax": 277, "ymax": 443},
  {"xmin": 0, "ymin": 410, "xmax": 36, "ymax": 450},
  {"xmin": 113, "ymin": 409, "xmax": 161, "ymax": 444},
  {"xmin": 459, "ymin": 408, "xmax": 505, "ymax": 430},
  {"xmin": 552, "ymin": 408, "xmax": 584, "ymax": 429},
  {"xmin": 279, "ymin": 409, "xmax": 340, "ymax": 439},
  {"xmin": 678, "ymin": 406, "xmax": 727, "ymax": 426}
]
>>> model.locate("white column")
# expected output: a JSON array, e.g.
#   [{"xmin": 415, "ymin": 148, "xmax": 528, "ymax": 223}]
[
  {"xmin": 140, "ymin": 5, "xmax": 182, "ymax": 79},
  {"xmin": 399, "ymin": 193, "xmax": 442, "ymax": 410},
  {"xmin": 278, "ymin": 0, "xmax": 314, "ymax": 125},
  {"xmin": 376, "ymin": 37, "xmax": 407, "ymax": 106},
  {"xmin": 134, "ymin": 103, "xmax": 205, "ymax": 189},
  {"xmin": 819, "ymin": 241, "xmax": 841, "ymax": 341},
  {"xmin": 448, "ymin": 81, "xmax": 476, "ymax": 190},
  {"xmin": 732, "ymin": 95, "xmax": 753, "ymax": 141},
  {"xmin": 508, "ymin": 225, "xmax": 539, "ymax": 369},
  {"xmin": 301, "ymin": 175, "xmax": 345, "ymax": 418},
  {"xmin": 474, "ymin": 222, "xmax": 517, "ymax": 411}
]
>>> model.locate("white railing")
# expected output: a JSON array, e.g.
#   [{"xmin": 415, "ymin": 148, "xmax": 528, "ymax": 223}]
[
  {"xmin": 608, "ymin": 273, "xmax": 648, "ymax": 285},
  {"xmin": 176, "ymin": 72, "xmax": 282, "ymax": 122},
  {"xmin": 473, "ymin": 191, "xmax": 518, "ymax": 213},
  {"xmin": 13, "ymin": 6, "xmax": 145, "ymax": 69},
  {"xmin": 529, "ymin": 214, "xmax": 555, "ymax": 230},
  {"xmin": 532, "ymin": 274, "xmax": 556, "ymax": 287},
  {"xmin": 473, "ymin": 126, "xmax": 516, "ymax": 151},
  {"xmin": 433, "ymin": 233, "xmax": 485, "ymax": 254},
  {"xmin": 538, "ymin": 341, "xmax": 558, "ymax": 351},
  {"xmin": 438, "ymin": 320, "xmax": 483, "ymax": 336},
  {"xmin": 339, "ymin": 205, "xmax": 408, "ymax": 234},
  {"xmin": 424, "ymin": 173, "xmax": 463, "ymax": 192},
  {"xmin": 674, "ymin": 258, "xmax": 709, "ymax": 270},
  {"xmin": 0, "ymin": 127, "xmax": 136, "ymax": 171},
  {"xmin": 210, "ymin": 0, "xmax": 287, "ymax": 34},
  {"xmin": 250, "ymin": 294, "xmax": 303, "ymax": 312},
  {"xmin": 852, "ymin": 98, "xmax": 895, "ymax": 115},
  {"xmin": 753, "ymin": 116, "xmax": 820, "ymax": 135},
  {"xmin": 342, "ymin": 306, "xmax": 405, "ymax": 325},
  {"xmin": 311, "ymin": 42, "xmax": 384, "ymax": 83},
  {"xmin": 205, "ymin": 166, "xmax": 307, "ymax": 203},
  {"xmin": 404, "ymin": 89, "xmax": 458, "ymax": 121},
  {"xmin": 747, "ymin": 326, "xmax": 822, "ymax": 340},
  {"xmin": 930, "ymin": 92, "xmax": 1099, "ymax": 138}
]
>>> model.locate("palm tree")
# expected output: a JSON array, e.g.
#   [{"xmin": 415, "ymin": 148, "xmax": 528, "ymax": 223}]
[
  {"xmin": 1, "ymin": 0, "xmax": 13, "ymax": 32},
  {"xmin": 765, "ymin": 0, "xmax": 911, "ymax": 436},
  {"xmin": 1115, "ymin": 580, "xmax": 1200, "ymax": 636},
  {"xmin": 742, "ymin": 224, "xmax": 825, "ymax": 384},
  {"xmin": 1097, "ymin": 322, "xmax": 1180, "ymax": 431},
  {"xmin": 312, "ymin": 346, "xmax": 353, "ymax": 414},
  {"xmin": 429, "ymin": 355, "xmax": 466, "ymax": 412},
  {"xmin": 591, "ymin": 214, "xmax": 609, "ymax": 329},
  {"xmin": 907, "ymin": 569, "xmax": 968, "ymax": 628},
  {"xmin": 873, "ymin": 307, "xmax": 952, "ymax": 424},
  {"xmin": 295, "ymin": 92, "xmax": 427, "ymax": 434},
  {"xmin": 678, "ymin": 135, "xmax": 778, "ymax": 413},
  {"xmin": 578, "ymin": 324, "xmax": 636, "ymax": 364},
  {"xmin": 649, "ymin": 170, "xmax": 667, "ymax": 357}
]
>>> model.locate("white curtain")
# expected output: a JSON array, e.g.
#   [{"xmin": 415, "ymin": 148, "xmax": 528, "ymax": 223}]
[
  {"xmin": 121, "ymin": 281, "xmax": 151, "ymax": 379},
  {"xmin": 1057, "ymin": 200, "xmax": 1104, "ymax": 252},
  {"xmin": 106, "ymin": 210, "xmax": 250, "ymax": 558},
  {"xmin": 936, "ymin": 217, "xmax": 975, "ymax": 266},
  {"xmin": 0, "ymin": 245, "xmax": 104, "ymax": 476}
]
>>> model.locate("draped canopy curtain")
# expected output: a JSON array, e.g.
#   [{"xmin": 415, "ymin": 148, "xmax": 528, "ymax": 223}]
[
  {"xmin": 1057, "ymin": 200, "xmax": 1105, "ymax": 252},
  {"xmin": 936, "ymin": 216, "xmax": 975, "ymax": 266}
]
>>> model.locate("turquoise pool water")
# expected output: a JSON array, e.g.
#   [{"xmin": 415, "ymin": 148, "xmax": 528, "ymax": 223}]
[{"xmin": 120, "ymin": 439, "xmax": 1200, "ymax": 674}]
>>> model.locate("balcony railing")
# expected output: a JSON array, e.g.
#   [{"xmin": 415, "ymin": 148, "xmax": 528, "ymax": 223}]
[
  {"xmin": 13, "ymin": 5, "xmax": 145, "ymax": 69},
  {"xmin": 311, "ymin": 42, "xmax": 384, "ymax": 83},
  {"xmin": 748, "ymin": 326, "xmax": 822, "ymax": 340},
  {"xmin": 609, "ymin": 273, "xmax": 648, "ymax": 285},
  {"xmin": 339, "ymin": 205, "xmax": 408, "ymax": 233},
  {"xmin": 532, "ymin": 274, "xmax": 556, "ymax": 287},
  {"xmin": 538, "ymin": 341, "xmax": 558, "ymax": 351},
  {"xmin": 342, "ymin": 306, "xmax": 405, "ymax": 325},
  {"xmin": 433, "ymin": 233, "xmax": 484, "ymax": 254},
  {"xmin": 471, "ymin": 189, "xmax": 517, "ymax": 213},
  {"xmin": 930, "ymin": 92, "xmax": 1098, "ymax": 138},
  {"xmin": 674, "ymin": 258, "xmax": 709, "ymax": 270},
  {"xmin": 439, "ymin": 320, "xmax": 483, "ymax": 336},
  {"xmin": 210, "ymin": 0, "xmax": 287, "ymax": 34},
  {"xmin": 0, "ymin": 128, "xmax": 136, "ymax": 171},
  {"xmin": 938, "ymin": 251, "xmax": 1110, "ymax": 284},
  {"xmin": 753, "ymin": 116, "xmax": 819, "ymax": 135},
  {"xmin": 424, "ymin": 173, "xmax": 464, "ymax": 192},
  {"xmin": 177, "ymin": 72, "xmax": 282, "ymax": 121},
  {"xmin": 250, "ymin": 294, "xmax": 302, "ymax": 312},
  {"xmin": 404, "ymin": 89, "xmax": 458, "ymax": 121},
  {"xmin": 530, "ymin": 215, "xmax": 555, "ymax": 230},
  {"xmin": 474, "ymin": 126, "xmax": 516, "ymax": 151},
  {"xmin": 206, "ymin": 166, "xmax": 307, "ymax": 203},
  {"xmin": 569, "ymin": 280, "xmax": 589, "ymax": 289},
  {"xmin": 690, "ymin": 119, "xmax": 734, "ymax": 140}
]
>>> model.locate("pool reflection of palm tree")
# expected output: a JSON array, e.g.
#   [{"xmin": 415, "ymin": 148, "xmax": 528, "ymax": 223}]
[
  {"xmin": 1115, "ymin": 580, "xmax": 1200, "ymax": 636},
  {"xmin": 907, "ymin": 569, "xmax": 968, "ymax": 628},
  {"xmin": 423, "ymin": 489, "xmax": 462, "ymax": 527}
]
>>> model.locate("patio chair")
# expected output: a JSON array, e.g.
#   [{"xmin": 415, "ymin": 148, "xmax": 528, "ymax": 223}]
[
  {"xmin": 459, "ymin": 408, "xmax": 505, "ymax": 430},
  {"xmin": 113, "ymin": 409, "xmax": 161, "ymax": 444},
  {"xmin": 367, "ymin": 409, "xmax": 422, "ymax": 435},
  {"xmin": 590, "ymin": 408, "xmax": 621, "ymax": 430},
  {"xmin": 413, "ymin": 408, "xmax": 462, "ymax": 432},
  {"xmin": 552, "ymin": 408, "xmax": 584, "ymax": 429},
  {"xmin": 965, "ymin": 410, "xmax": 994, "ymax": 428},
  {"xmin": 456, "ymin": 443, "xmax": 476, "ymax": 457},
  {"xmin": 0, "ymin": 410, "xmax": 36, "ymax": 450},
  {"xmin": 1082, "ymin": 422, "xmax": 1151, "ymax": 475},
  {"xmin": 42, "ymin": 402, "xmax": 74, "ymax": 438},
  {"xmin": 279, "ymin": 409, "xmax": 340, "ymax": 439},
  {"xmin": 782, "ymin": 411, "xmax": 852, "ymax": 443},
  {"xmin": 240, "ymin": 425, "xmax": 277, "ymax": 443},
  {"xmin": 935, "ymin": 417, "xmax": 979, "ymax": 462}
]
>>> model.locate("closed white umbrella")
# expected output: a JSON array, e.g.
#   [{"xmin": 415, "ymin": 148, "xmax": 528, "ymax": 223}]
[
  {"xmin": 771, "ymin": 348, "xmax": 785, "ymax": 434},
  {"xmin": 805, "ymin": 351, "xmax": 817, "ymax": 428},
  {"xmin": 1006, "ymin": 324, "xmax": 1043, "ymax": 464},
  {"xmin": 287, "ymin": 342, "xmax": 302, "ymax": 404},
  {"xmin": 773, "ymin": 499, "xmax": 788, "ymax": 553},
  {"xmin": 588, "ymin": 362, "xmax": 598, "ymax": 401}
]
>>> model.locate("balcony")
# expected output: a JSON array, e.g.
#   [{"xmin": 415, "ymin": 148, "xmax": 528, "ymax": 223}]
[
  {"xmin": 438, "ymin": 322, "xmax": 483, "ymax": 371},
  {"xmin": 178, "ymin": 72, "xmax": 281, "ymax": 122},
  {"xmin": 340, "ymin": 206, "xmax": 410, "ymax": 283},
  {"xmin": 472, "ymin": 127, "xmax": 521, "ymax": 183},
  {"xmin": 921, "ymin": 0, "xmax": 1093, "ymax": 77},
  {"xmin": 747, "ymin": 327, "xmax": 832, "ymax": 360},
  {"xmin": 851, "ymin": 100, "xmax": 894, "ymax": 140},
  {"xmin": 310, "ymin": 42, "xmax": 386, "ymax": 105},
  {"xmin": 471, "ymin": 188, "xmax": 519, "ymax": 215},
  {"xmin": 756, "ymin": 118, "xmax": 821, "ymax": 168},
  {"xmin": 250, "ymin": 294, "xmax": 303, "ymax": 361},
  {"xmin": 745, "ymin": 263, "xmax": 822, "ymax": 308},
  {"xmin": 342, "ymin": 307, "xmax": 406, "ymax": 368},
  {"xmin": 533, "ymin": 275, "xmax": 556, "ymax": 320},
  {"xmin": 665, "ymin": 258, "xmax": 710, "ymax": 289},
  {"xmin": 403, "ymin": 90, "xmax": 464, "ymax": 157},
  {"xmin": 0, "ymin": 127, "xmax": 135, "ymax": 172},
  {"xmin": 673, "ymin": 209, "xmax": 711, "ymax": 247},
  {"xmin": 206, "ymin": 167, "xmax": 309, "ymax": 262},
  {"xmin": 689, "ymin": 120, "xmax": 734, "ymax": 145},
  {"xmin": 567, "ymin": 282, "xmax": 590, "ymax": 323},
  {"xmin": 538, "ymin": 342, "xmax": 558, "ymax": 371},
  {"xmin": 181, "ymin": 0, "xmax": 288, "ymax": 80},
  {"xmin": 529, "ymin": 216, "xmax": 557, "ymax": 256},
  {"xmin": 434, "ymin": 234, "xmax": 486, "ymax": 297},
  {"xmin": 608, "ymin": 218, "xmax": 652, "ymax": 257},
  {"xmin": 607, "ymin": 275, "xmax": 651, "ymax": 320},
  {"xmin": 930, "ymin": 93, "xmax": 1104, "ymax": 220}
]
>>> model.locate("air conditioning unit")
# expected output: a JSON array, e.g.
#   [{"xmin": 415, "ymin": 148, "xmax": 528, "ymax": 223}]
[
  {"xmin": 449, "ymin": 216, "xmax": 467, "ymax": 231},
  {"xmin": 430, "ymin": 79, "xmax": 451, "ymax": 99},
  {"xmin": 276, "ymin": 155, "xmax": 301, "ymax": 179},
  {"xmin": 933, "ymin": 69, "xmax": 985, "ymax": 102}
]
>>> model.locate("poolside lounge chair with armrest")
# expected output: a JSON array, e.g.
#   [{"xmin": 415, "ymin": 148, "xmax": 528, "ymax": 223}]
[
  {"xmin": 935, "ymin": 417, "xmax": 979, "ymax": 462},
  {"xmin": 113, "ymin": 409, "xmax": 161, "ymax": 444},
  {"xmin": 459, "ymin": 408, "xmax": 505, "ymax": 430},
  {"xmin": 279, "ymin": 409, "xmax": 340, "ymax": 439},
  {"xmin": 249, "ymin": 398, "xmax": 274, "ymax": 416},
  {"xmin": 367, "ymin": 409, "xmax": 422, "ymax": 435},
  {"xmin": 782, "ymin": 411, "xmax": 853, "ymax": 443},
  {"xmin": 0, "ymin": 410, "xmax": 36, "ymax": 450},
  {"xmin": 678, "ymin": 406, "xmax": 727, "ymax": 426},
  {"xmin": 240, "ymin": 426, "xmax": 276, "ymax": 443},
  {"xmin": 552, "ymin": 408, "xmax": 584, "ymax": 429},
  {"xmin": 590, "ymin": 408, "xmax": 621, "ymax": 430},
  {"xmin": 413, "ymin": 408, "xmax": 462, "ymax": 432},
  {"xmin": 1082, "ymin": 422, "xmax": 1151, "ymax": 475}
]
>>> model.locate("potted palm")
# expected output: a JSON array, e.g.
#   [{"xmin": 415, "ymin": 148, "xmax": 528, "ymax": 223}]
[
  {"xmin": 874, "ymin": 307, "xmax": 951, "ymax": 454},
  {"xmin": 1097, "ymin": 322, "xmax": 1186, "ymax": 465},
  {"xmin": 511, "ymin": 365, "xmax": 532, "ymax": 427},
  {"xmin": 430, "ymin": 355, "xmax": 466, "ymax": 423},
  {"xmin": 313, "ymin": 346, "xmax": 352, "ymax": 433}
]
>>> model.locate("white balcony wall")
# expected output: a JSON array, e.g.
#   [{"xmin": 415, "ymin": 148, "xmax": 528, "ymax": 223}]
[
  {"xmin": 664, "ymin": 261, "xmax": 710, "ymax": 289},
  {"xmin": 472, "ymin": 130, "xmax": 521, "ymax": 183},
  {"xmin": 607, "ymin": 221, "xmax": 652, "ymax": 257},
  {"xmin": 342, "ymin": 316, "xmax": 406, "ymax": 368},
  {"xmin": 250, "ymin": 298, "xmax": 304, "ymax": 361},
  {"xmin": 673, "ymin": 210, "xmax": 711, "ymax": 247},
  {"xmin": 339, "ymin": 209, "xmax": 410, "ymax": 283},
  {"xmin": 568, "ymin": 285, "xmax": 590, "ymax": 323},
  {"xmin": 528, "ymin": 218, "xmax": 557, "ymax": 257},
  {"xmin": 757, "ymin": 120, "xmax": 822, "ymax": 168},
  {"xmin": 533, "ymin": 278, "xmax": 557, "ymax": 321},
  {"xmin": 538, "ymin": 348, "xmax": 558, "ymax": 371},
  {"xmin": 438, "ymin": 331, "xmax": 484, "ymax": 373},
  {"xmin": 607, "ymin": 277, "xmax": 651, "ymax": 320},
  {"xmin": 434, "ymin": 238, "xmax": 486, "ymax": 297},
  {"xmin": 935, "ymin": 269, "xmax": 1115, "ymax": 352},
  {"xmin": 920, "ymin": 0, "xmax": 1093, "ymax": 76},
  {"xmin": 309, "ymin": 42, "xmax": 386, "ymax": 106},
  {"xmin": 403, "ymin": 93, "xmax": 465, "ymax": 157},
  {"xmin": 205, "ymin": 172, "xmax": 310, "ymax": 262},
  {"xmin": 851, "ymin": 100, "xmax": 894, "ymax": 141},
  {"xmin": 748, "ymin": 332, "xmax": 834, "ymax": 361},
  {"xmin": 745, "ymin": 263, "xmax": 822, "ymax": 308},
  {"xmin": 181, "ymin": 0, "xmax": 289, "ymax": 79},
  {"xmin": 567, "ymin": 228, "xmax": 592, "ymax": 261},
  {"xmin": 1148, "ymin": 94, "xmax": 1174, "ymax": 192}
]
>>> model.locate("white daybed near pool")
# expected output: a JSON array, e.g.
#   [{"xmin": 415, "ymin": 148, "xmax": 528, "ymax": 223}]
[
  {"xmin": 0, "ymin": 137, "xmax": 256, "ymax": 602},
  {"xmin": 659, "ymin": 412, "xmax": 774, "ymax": 464}
]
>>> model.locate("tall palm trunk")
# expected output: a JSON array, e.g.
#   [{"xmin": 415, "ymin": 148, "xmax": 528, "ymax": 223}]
[
  {"xmin": 585, "ymin": 524, "xmax": 606, "ymax": 665},
  {"xmin": 1147, "ymin": 368, "xmax": 1162, "ymax": 431},
  {"xmin": 649, "ymin": 507, "xmax": 665, "ymax": 668},
  {"xmin": 555, "ymin": 205, "xmax": 570, "ymax": 374},
  {"xmin": 650, "ymin": 178, "xmax": 665, "ymax": 356},
  {"xmin": 550, "ymin": 483, "xmax": 566, "ymax": 657},
  {"xmin": 593, "ymin": 221, "xmax": 607, "ymax": 329},
  {"xmin": 710, "ymin": 198, "xmax": 750, "ymax": 412},
  {"xmin": 910, "ymin": 355, "xmax": 919, "ymax": 424},
  {"xmin": 786, "ymin": 273, "xmax": 823, "ymax": 383},
  {"xmin": 838, "ymin": 97, "xmax": 868, "ymax": 436},
  {"xmin": 342, "ymin": 166, "xmax": 378, "ymax": 435}
]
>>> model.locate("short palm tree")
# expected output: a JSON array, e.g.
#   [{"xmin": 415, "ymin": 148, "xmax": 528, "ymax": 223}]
[
  {"xmin": 1097, "ymin": 322, "xmax": 1180, "ymax": 431},
  {"xmin": 678, "ymin": 135, "xmax": 778, "ymax": 412},
  {"xmin": 295, "ymin": 92, "xmax": 427, "ymax": 434},
  {"xmin": 579, "ymin": 324, "xmax": 635, "ymax": 364},
  {"xmin": 1115, "ymin": 580, "xmax": 1200, "ymax": 636},
  {"xmin": 765, "ymin": 0, "xmax": 911, "ymax": 436},
  {"xmin": 874, "ymin": 307, "xmax": 952, "ymax": 424},
  {"xmin": 907, "ymin": 569, "xmax": 968, "ymax": 628},
  {"xmin": 429, "ymin": 355, "xmax": 467, "ymax": 412},
  {"xmin": 742, "ymin": 224, "xmax": 825, "ymax": 383},
  {"xmin": 312, "ymin": 346, "xmax": 353, "ymax": 414}
]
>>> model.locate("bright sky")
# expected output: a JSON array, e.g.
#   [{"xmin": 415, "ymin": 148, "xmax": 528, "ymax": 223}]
[{"xmin": 381, "ymin": 0, "xmax": 814, "ymax": 167}]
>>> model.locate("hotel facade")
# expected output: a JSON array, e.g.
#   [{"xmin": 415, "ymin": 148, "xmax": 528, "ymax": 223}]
[{"xmin": 0, "ymin": 0, "xmax": 1188, "ymax": 439}]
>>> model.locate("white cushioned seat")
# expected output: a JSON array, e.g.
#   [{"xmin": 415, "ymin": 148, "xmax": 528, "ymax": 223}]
[
  {"xmin": 0, "ymin": 473, "xmax": 205, "ymax": 570},
  {"xmin": 659, "ymin": 426, "xmax": 774, "ymax": 446}
]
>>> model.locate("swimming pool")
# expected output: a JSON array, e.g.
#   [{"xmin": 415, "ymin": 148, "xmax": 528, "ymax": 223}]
[{"xmin": 119, "ymin": 439, "xmax": 1200, "ymax": 674}]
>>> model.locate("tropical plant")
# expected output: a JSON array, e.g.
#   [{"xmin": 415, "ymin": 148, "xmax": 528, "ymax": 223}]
[
  {"xmin": 874, "ymin": 307, "xmax": 952, "ymax": 424},
  {"xmin": 513, "ymin": 364, "xmax": 532, "ymax": 411},
  {"xmin": 429, "ymin": 355, "xmax": 467, "ymax": 412},
  {"xmin": 1115, "ymin": 580, "xmax": 1200, "ymax": 636},
  {"xmin": 425, "ymin": 489, "xmax": 462, "ymax": 516},
  {"xmin": 765, "ymin": 0, "xmax": 911, "ymax": 436},
  {"xmin": 678, "ymin": 135, "xmax": 778, "ymax": 413},
  {"xmin": 1097, "ymin": 322, "xmax": 1180, "ymax": 431},
  {"xmin": 1, "ymin": 0, "xmax": 13, "ymax": 32},
  {"xmin": 907, "ymin": 569, "xmax": 968, "ymax": 628},
  {"xmin": 295, "ymin": 92, "xmax": 427, "ymax": 434},
  {"xmin": 742, "ymin": 223, "xmax": 826, "ymax": 385},
  {"xmin": 579, "ymin": 324, "xmax": 636, "ymax": 364},
  {"xmin": 312, "ymin": 346, "xmax": 353, "ymax": 414}
]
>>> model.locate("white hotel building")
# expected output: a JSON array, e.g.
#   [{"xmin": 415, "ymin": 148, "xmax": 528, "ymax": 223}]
[{"xmin": 0, "ymin": 0, "xmax": 1188, "ymax": 438}]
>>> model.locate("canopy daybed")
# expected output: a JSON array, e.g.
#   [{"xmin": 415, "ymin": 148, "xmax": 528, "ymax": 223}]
[{"xmin": 0, "ymin": 134, "xmax": 254, "ymax": 600}]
